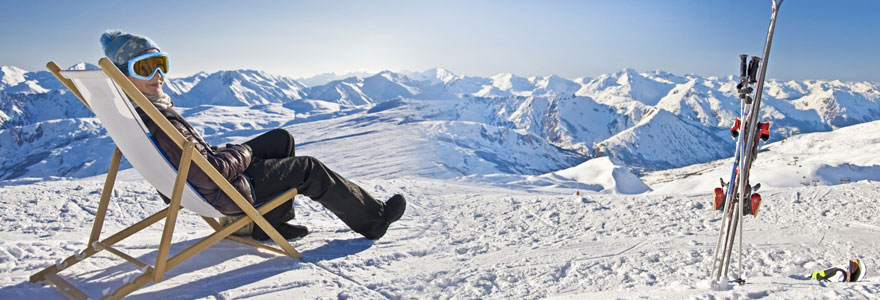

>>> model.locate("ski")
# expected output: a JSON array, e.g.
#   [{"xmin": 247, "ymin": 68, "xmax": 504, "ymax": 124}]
[{"xmin": 709, "ymin": 0, "xmax": 783, "ymax": 284}]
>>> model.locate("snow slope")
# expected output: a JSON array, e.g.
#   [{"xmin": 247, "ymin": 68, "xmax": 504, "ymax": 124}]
[
  {"xmin": 1, "ymin": 112, "xmax": 879, "ymax": 299},
  {"xmin": 1, "ymin": 161, "xmax": 878, "ymax": 299},
  {"xmin": 643, "ymin": 119, "xmax": 880, "ymax": 195}
]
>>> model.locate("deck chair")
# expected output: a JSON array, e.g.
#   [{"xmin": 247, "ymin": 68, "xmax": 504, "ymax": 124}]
[{"xmin": 29, "ymin": 58, "xmax": 302, "ymax": 300}]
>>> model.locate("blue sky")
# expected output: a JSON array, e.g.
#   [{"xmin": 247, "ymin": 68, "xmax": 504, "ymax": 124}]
[{"xmin": 2, "ymin": 0, "xmax": 878, "ymax": 81}]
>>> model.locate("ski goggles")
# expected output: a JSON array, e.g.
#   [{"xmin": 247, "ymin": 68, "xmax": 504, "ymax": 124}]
[{"xmin": 127, "ymin": 52, "xmax": 169, "ymax": 80}]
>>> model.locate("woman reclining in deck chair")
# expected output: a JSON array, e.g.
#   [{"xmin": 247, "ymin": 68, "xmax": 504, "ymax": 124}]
[{"xmin": 100, "ymin": 30, "xmax": 406, "ymax": 241}]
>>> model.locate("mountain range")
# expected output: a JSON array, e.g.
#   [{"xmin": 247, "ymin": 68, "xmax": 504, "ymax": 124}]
[{"xmin": 1, "ymin": 63, "xmax": 878, "ymax": 180}]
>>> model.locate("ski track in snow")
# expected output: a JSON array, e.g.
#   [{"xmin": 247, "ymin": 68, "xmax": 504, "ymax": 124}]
[{"xmin": 1, "ymin": 173, "xmax": 879, "ymax": 299}]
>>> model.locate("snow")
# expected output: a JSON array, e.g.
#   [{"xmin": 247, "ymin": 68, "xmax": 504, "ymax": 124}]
[
  {"xmin": 297, "ymin": 70, "xmax": 378, "ymax": 87},
  {"xmin": 553, "ymin": 157, "xmax": 651, "ymax": 194},
  {"xmin": 4, "ymin": 114, "xmax": 880, "ymax": 299},
  {"xmin": 0, "ymin": 66, "xmax": 28, "ymax": 88},
  {"xmin": 642, "ymin": 119, "xmax": 880, "ymax": 194},
  {"xmin": 11, "ymin": 64, "xmax": 877, "ymax": 177},
  {"xmin": 169, "ymin": 70, "xmax": 307, "ymax": 107},
  {"xmin": 576, "ymin": 68, "xmax": 676, "ymax": 107},
  {"xmin": 2, "ymin": 162, "xmax": 879, "ymax": 298},
  {"xmin": 408, "ymin": 67, "xmax": 460, "ymax": 85},
  {"xmin": 1, "ymin": 64, "xmax": 880, "ymax": 299}
]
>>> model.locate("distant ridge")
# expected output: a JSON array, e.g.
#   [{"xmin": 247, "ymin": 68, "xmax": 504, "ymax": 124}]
[{"xmin": 1, "ymin": 64, "xmax": 878, "ymax": 180}]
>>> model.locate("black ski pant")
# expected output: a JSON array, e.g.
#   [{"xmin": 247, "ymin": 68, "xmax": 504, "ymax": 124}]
[{"xmin": 243, "ymin": 129, "xmax": 387, "ymax": 238}]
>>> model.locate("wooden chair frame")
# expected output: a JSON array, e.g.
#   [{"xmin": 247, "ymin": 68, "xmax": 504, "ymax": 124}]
[{"xmin": 28, "ymin": 58, "xmax": 302, "ymax": 300}]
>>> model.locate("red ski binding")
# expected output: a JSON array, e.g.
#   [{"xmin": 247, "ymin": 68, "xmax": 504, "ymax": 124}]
[
  {"xmin": 713, "ymin": 187, "xmax": 725, "ymax": 211},
  {"xmin": 749, "ymin": 193, "xmax": 762, "ymax": 216},
  {"xmin": 730, "ymin": 118, "xmax": 741, "ymax": 139},
  {"xmin": 758, "ymin": 122, "xmax": 770, "ymax": 141}
]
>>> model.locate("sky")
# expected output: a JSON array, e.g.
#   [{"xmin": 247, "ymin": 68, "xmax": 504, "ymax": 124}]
[{"xmin": 2, "ymin": 0, "xmax": 878, "ymax": 82}]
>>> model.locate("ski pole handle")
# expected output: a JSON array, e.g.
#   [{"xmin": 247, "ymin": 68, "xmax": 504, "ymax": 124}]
[
  {"xmin": 740, "ymin": 54, "xmax": 749, "ymax": 79},
  {"xmin": 748, "ymin": 56, "xmax": 761, "ymax": 84}
]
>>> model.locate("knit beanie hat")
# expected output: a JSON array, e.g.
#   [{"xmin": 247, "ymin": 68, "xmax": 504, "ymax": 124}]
[{"xmin": 100, "ymin": 30, "xmax": 161, "ymax": 75}]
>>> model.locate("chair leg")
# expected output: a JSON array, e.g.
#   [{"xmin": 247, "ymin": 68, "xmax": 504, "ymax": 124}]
[
  {"xmin": 43, "ymin": 273, "xmax": 89, "ymax": 300},
  {"xmin": 89, "ymin": 147, "xmax": 122, "ymax": 246},
  {"xmin": 30, "ymin": 208, "xmax": 169, "ymax": 284},
  {"xmin": 154, "ymin": 142, "xmax": 194, "ymax": 283},
  {"xmin": 102, "ymin": 269, "xmax": 154, "ymax": 300},
  {"xmin": 202, "ymin": 217, "xmax": 286, "ymax": 256},
  {"xmin": 29, "ymin": 165, "xmax": 301, "ymax": 298},
  {"xmin": 166, "ymin": 214, "xmax": 266, "ymax": 270},
  {"xmin": 36, "ymin": 60, "xmax": 303, "ymax": 299}
]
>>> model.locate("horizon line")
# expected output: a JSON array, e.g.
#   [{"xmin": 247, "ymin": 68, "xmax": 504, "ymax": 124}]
[{"xmin": 2, "ymin": 62, "xmax": 877, "ymax": 84}]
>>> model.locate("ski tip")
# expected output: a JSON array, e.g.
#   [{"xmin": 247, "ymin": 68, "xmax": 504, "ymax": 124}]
[{"xmin": 849, "ymin": 259, "xmax": 865, "ymax": 282}]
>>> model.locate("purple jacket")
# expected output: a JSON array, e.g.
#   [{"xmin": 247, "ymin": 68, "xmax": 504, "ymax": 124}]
[{"xmin": 137, "ymin": 107, "xmax": 254, "ymax": 215}]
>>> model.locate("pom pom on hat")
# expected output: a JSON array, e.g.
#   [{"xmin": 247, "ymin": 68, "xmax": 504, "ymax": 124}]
[
  {"xmin": 99, "ymin": 30, "xmax": 122, "ymax": 49},
  {"xmin": 100, "ymin": 29, "xmax": 160, "ymax": 75}
]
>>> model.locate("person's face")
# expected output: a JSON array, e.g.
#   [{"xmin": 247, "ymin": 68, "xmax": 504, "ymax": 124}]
[{"xmin": 126, "ymin": 49, "xmax": 165, "ymax": 96}]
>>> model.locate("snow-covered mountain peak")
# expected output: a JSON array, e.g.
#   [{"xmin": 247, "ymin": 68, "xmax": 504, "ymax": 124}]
[
  {"xmin": 429, "ymin": 67, "xmax": 459, "ymax": 84},
  {"xmin": 297, "ymin": 70, "xmax": 378, "ymax": 87},
  {"xmin": 165, "ymin": 69, "xmax": 307, "ymax": 107},
  {"xmin": 643, "ymin": 69, "xmax": 687, "ymax": 84},
  {"xmin": 409, "ymin": 67, "xmax": 460, "ymax": 85},
  {"xmin": 615, "ymin": 68, "xmax": 642, "ymax": 83},
  {"xmin": 361, "ymin": 71, "xmax": 418, "ymax": 100},
  {"xmin": 305, "ymin": 71, "xmax": 419, "ymax": 106},
  {"xmin": 532, "ymin": 74, "xmax": 566, "ymax": 85},
  {"xmin": 576, "ymin": 67, "xmax": 675, "ymax": 106},
  {"xmin": 216, "ymin": 69, "xmax": 268, "ymax": 82},
  {"xmin": 490, "ymin": 73, "xmax": 534, "ymax": 92},
  {"xmin": 0, "ymin": 65, "xmax": 28, "ymax": 88},
  {"xmin": 3, "ymin": 63, "xmax": 880, "ymax": 179},
  {"xmin": 374, "ymin": 70, "xmax": 409, "ymax": 82},
  {"xmin": 573, "ymin": 76, "xmax": 592, "ymax": 85},
  {"xmin": 66, "ymin": 62, "xmax": 99, "ymax": 71},
  {"xmin": 530, "ymin": 75, "xmax": 580, "ymax": 96}
]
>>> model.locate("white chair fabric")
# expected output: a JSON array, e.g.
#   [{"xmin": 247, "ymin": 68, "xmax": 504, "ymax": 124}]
[{"xmin": 62, "ymin": 70, "xmax": 224, "ymax": 218}]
